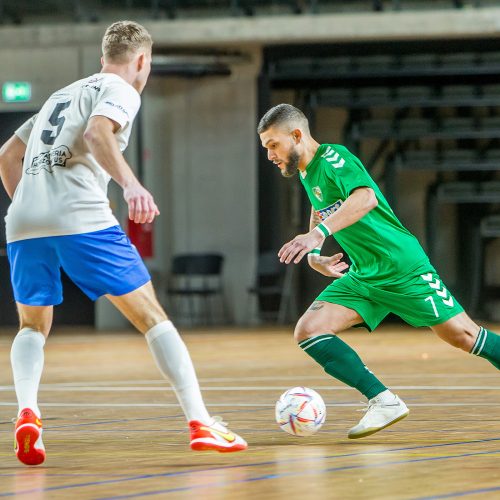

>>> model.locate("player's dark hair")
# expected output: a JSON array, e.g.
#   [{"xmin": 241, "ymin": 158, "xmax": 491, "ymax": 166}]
[{"xmin": 257, "ymin": 104, "xmax": 309, "ymax": 134}]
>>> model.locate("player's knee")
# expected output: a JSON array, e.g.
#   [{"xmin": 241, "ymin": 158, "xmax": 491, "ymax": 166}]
[
  {"xmin": 137, "ymin": 310, "xmax": 169, "ymax": 334},
  {"xmin": 294, "ymin": 315, "xmax": 332, "ymax": 343},
  {"xmin": 124, "ymin": 301, "xmax": 169, "ymax": 334},
  {"xmin": 18, "ymin": 315, "xmax": 52, "ymax": 337},
  {"xmin": 16, "ymin": 325, "xmax": 49, "ymax": 339}
]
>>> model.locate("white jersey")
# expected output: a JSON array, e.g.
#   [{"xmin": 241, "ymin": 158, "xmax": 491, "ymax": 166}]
[{"xmin": 5, "ymin": 72, "xmax": 141, "ymax": 243}]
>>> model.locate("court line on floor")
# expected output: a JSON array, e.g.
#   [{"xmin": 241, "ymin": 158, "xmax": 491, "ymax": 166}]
[
  {"xmin": 1, "ymin": 438, "xmax": 499, "ymax": 496},
  {"xmin": 95, "ymin": 450, "xmax": 500, "ymax": 499},
  {"xmin": 1, "ymin": 402, "xmax": 500, "ymax": 409},
  {"xmin": 411, "ymin": 486, "xmax": 500, "ymax": 500},
  {"xmin": 1, "ymin": 385, "xmax": 499, "ymax": 391},
  {"xmin": 0, "ymin": 374, "xmax": 496, "ymax": 388},
  {"xmin": 2, "ymin": 407, "xmax": 496, "ymax": 432},
  {"xmin": 200, "ymin": 374, "xmax": 499, "ymax": 380}
]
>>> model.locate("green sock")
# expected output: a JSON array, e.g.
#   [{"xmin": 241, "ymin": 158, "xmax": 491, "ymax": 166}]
[
  {"xmin": 470, "ymin": 327, "xmax": 500, "ymax": 370},
  {"xmin": 299, "ymin": 334, "xmax": 387, "ymax": 400}
]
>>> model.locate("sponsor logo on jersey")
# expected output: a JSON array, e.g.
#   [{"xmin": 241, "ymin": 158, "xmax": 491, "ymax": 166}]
[
  {"xmin": 82, "ymin": 77, "xmax": 103, "ymax": 92},
  {"xmin": 312, "ymin": 186, "xmax": 323, "ymax": 201},
  {"xmin": 26, "ymin": 145, "xmax": 72, "ymax": 175},
  {"xmin": 315, "ymin": 199, "xmax": 343, "ymax": 221},
  {"xmin": 104, "ymin": 101, "xmax": 129, "ymax": 117},
  {"xmin": 321, "ymin": 146, "xmax": 345, "ymax": 169}
]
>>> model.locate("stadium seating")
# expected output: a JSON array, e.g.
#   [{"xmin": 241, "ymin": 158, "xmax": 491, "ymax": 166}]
[{"xmin": 0, "ymin": 1, "xmax": 497, "ymax": 24}]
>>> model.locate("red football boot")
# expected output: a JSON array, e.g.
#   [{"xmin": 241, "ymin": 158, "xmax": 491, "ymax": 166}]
[
  {"xmin": 15, "ymin": 408, "xmax": 45, "ymax": 466},
  {"xmin": 189, "ymin": 417, "xmax": 247, "ymax": 453}
]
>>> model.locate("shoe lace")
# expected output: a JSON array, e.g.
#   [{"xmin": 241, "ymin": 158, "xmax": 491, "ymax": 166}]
[
  {"xmin": 211, "ymin": 415, "xmax": 228, "ymax": 426},
  {"xmin": 356, "ymin": 400, "xmax": 377, "ymax": 413}
]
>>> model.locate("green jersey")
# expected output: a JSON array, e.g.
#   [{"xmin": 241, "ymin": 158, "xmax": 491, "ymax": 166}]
[{"xmin": 300, "ymin": 144, "xmax": 429, "ymax": 283}]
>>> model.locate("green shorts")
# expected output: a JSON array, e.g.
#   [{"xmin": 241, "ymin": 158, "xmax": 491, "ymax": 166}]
[{"xmin": 316, "ymin": 264, "xmax": 464, "ymax": 331}]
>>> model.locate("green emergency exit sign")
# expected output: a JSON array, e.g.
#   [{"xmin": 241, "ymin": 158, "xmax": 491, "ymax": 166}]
[{"xmin": 2, "ymin": 82, "xmax": 31, "ymax": 102}]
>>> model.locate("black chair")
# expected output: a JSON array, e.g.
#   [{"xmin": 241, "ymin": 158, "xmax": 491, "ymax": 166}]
[
  {"xmin": 166, "ymin": 253, "xmax": 227, "ymax": 325},
  {"xmin": 248, "ymin": 251, "xmax": 295, "ymax": 324}
]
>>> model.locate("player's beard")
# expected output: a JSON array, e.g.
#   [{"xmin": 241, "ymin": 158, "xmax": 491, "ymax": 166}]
[{"xmin": 281, "ymin": 149, "xmax": 300, "ymax": 177}]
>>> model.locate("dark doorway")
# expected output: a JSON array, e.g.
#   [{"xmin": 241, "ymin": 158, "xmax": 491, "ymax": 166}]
[{"xmin": 0, "ymin": 111, "xmax": 94, "ymax": 326}]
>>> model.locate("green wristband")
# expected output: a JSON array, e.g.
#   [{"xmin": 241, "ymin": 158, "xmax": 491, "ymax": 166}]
[
  {"xmin": 314, "ymin": 223, "xmax": 331, "ymax": 238},
  {"xmin": 308, "ymin": 248, "xmax": 321, "ymax": 255}
]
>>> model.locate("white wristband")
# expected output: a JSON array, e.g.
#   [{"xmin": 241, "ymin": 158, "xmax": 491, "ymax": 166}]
[
  {"xmin": 308, "ymin": 247, "xmax": 322, "ymax": 256},
  {"xmin": 314, "ymin": 223, "xmax": 331, "ymax": 238}
]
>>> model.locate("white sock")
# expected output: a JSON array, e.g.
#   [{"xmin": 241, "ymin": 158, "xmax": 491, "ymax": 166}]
[
  {"xmin": 10, "ymin": 328, "xmax": 45, "ymax": 418},
  {"xmin": 145, "ymin": 320, "xmax": 211, "ymax": 423}
]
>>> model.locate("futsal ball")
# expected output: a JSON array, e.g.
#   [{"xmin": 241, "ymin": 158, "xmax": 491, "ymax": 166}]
[{"xmin": 275, "ymin": 386, "xmax": 326, "ymax": 436}]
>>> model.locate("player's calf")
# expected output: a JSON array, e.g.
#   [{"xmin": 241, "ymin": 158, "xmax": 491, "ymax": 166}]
[
  {"xmin": 469, "ymin": 327, "xmax": 500, "ymax": 370},
  {"xmin": 433, "ymin": 316, "xmax": 500, "ymax": 370}
]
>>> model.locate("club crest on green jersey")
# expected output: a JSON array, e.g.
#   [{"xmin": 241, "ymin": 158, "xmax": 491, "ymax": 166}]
[{"xmin": 312, "ymin": 186, "xmax": 323, "ymax": 202}]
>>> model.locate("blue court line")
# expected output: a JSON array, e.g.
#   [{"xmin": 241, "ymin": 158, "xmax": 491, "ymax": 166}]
[
  {"xmin": 0, "ymin": 427, "xmax": 489, "ymax": 436},
  {"xmin": 0, "ymin": 437, "xmax": 498, "ymax": 497},
  {"xmin": 0, "ymin": 407, "xmax": 255, "ymax": 430},
  {"xmin": 0, "ymin": 414, "xmax": 182, "ymax": 430},
  {"xmin": 0, "ymin": 413, "xmax": 494, "ymax": 433},
  {"xmin": 412, "ymin": 486, "xmax": 500, "ymax": 499},
  {"xmin": 0, "ymin": 473, "xmax": 133, "ymax": 478},
  {"xmin": 95, "ymin": 450, "xmax": 500, "ymax": 500}
]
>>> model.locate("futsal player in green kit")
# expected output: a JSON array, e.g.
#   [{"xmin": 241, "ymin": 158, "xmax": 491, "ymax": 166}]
[{"xmin": 258, "ymin": 103, "xmax": 500, "ymax": 439}]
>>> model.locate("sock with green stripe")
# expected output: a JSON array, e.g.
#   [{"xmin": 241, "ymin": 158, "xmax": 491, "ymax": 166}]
[
  {"xmin": 470, "ymin": 327, "xmax": 500, "ymax": 370},
  {"xmin": 299, "ymin": 334, "xmax": 387, "ymax": 400}
]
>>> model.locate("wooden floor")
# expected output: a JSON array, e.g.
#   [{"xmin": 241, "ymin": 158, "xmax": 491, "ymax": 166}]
[{"xmin": 0, "ymin": 324, "xmax": 499, "ymax": 499}]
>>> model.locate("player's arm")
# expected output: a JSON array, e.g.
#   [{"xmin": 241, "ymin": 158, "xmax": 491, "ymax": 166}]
[
  {"xmin": 308, "ymin": 205, "xmax": 322, "ymax": 232},
  {"xmin": 306, "ymin": 206, "xmax": 323, "ymax": 260},
  {"xmin": 83, "ymin": 115, "xmax": 159, "ymax": 224},
  {"xmin": 306, "ymin": 206, "xmax": 349, "ymax": 277},
  {"xmin": 279, "ymin": 187, "xmax": 377, "ymax": 264},
  {"xmin": 321, "ymin": 186, "xmax": 377, "ymax": 234},
  {"xmin": 0, "ymin": 135, "xmax": 27, "ymax": 199}
]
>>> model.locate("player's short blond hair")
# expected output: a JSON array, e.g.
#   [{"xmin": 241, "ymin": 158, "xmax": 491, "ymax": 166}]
[{"xmin": 102, "ymin": 21, "xmax": 152, "ymax": 64}]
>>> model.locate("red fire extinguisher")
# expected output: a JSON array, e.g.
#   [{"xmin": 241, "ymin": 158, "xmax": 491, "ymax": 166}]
[{"xmin": 127, "ymin": 219, "xmax": 154, "ymax": 258}]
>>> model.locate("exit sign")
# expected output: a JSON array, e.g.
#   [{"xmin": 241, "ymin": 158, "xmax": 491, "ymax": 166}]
[{"xmin": 2, "ymin": 82, "xmax": 31, "ymax": 102}]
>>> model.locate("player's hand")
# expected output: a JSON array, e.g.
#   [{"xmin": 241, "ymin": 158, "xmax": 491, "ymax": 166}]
[
  {"xmin": 123, "ymin": 181, "xmax": 160, "ymax": 224},
  {"xmin": 278, "ymin": 230, "xmax": 325, "ymax": 264},
  {"xmin": 308, "ymin": 253, "xmax": 349, "ymax": 278}
]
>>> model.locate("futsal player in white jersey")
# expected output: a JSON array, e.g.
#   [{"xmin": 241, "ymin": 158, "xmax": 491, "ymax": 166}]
[{"xmin": 0, "ymin": 20, "xmax": 246, "ymax": 466}]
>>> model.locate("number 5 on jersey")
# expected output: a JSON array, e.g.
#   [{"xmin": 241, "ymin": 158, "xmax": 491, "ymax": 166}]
[{"xmin": 41, "ymin": 100, "xmax": 71, "ymax": 146}]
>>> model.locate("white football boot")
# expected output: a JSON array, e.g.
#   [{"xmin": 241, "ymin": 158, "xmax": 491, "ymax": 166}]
[{"xmin": 348, "ymin": 392, "xmax": 409, "ymax": 439}]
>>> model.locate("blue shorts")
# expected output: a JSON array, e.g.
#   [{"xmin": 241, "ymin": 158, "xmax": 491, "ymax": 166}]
[{"xmin": 7, "ymin": 226, "xmax": 151, "ymax": 306}]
